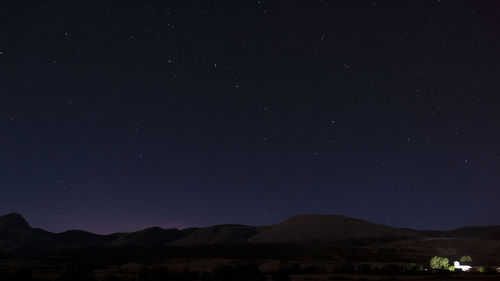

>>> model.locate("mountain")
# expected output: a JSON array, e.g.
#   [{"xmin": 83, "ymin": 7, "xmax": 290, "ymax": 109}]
[
  {"xmin": 111, "ymin": 227, "xmax": 194, "ymax": 247},
  {"xmin": 170, "ymin": 224, "xmax": 260, "ymax": 245},
  {"xmin": 0, "ymin": 213, "xmax": 190, "ymax": 252},
  {"xmin": 0, "ymin": 213, "xmax": 30, "ymax": 231},
  {"xmin": 248, "ymin": 214, "xmax": 423, "ymax": 244},
  {"xmin": 2, "ymin": 212, "xmax": 500, "ymax": 256},
  {"xmin": 432, "ymin": 226, "xmax": 500, "ymax": 240},
  {"xmin": 54, "ymin": 230, "xmax": 112, "ymax": 248},
  {"xmin": 0, "ymin": 213, "xmax": 54, "ymax": 252}
]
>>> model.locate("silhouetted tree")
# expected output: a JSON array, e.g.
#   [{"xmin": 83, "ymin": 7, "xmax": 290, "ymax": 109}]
[{"xmin": 460, "ymin": 256, "xmax": 472, "ymax": 264}]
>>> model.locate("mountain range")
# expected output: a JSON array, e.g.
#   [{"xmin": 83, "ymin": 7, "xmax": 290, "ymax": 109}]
[{"xmin": 1, "ymin": 212, "xmax": 499, "ymax": 255}]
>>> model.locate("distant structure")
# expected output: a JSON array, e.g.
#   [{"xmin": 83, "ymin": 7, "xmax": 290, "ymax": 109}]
[{"xmin": 454, "ymin": 261, "xmax": 472, "ymax": 272}]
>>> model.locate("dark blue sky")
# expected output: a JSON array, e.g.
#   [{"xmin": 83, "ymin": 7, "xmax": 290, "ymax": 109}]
[{"xmin": 1, "ymin": 0, "xmax": 499, "ymax": 234}]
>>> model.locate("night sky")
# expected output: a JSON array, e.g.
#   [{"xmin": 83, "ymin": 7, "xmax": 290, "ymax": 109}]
[{"xmin": 1, "ymin": 1, "xmax": 499, "ymax": 234}]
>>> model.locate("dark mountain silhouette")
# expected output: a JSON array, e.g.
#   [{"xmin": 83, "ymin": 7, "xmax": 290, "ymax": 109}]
[
  {"xmin": 54, "ymin": 230, "xmax": 112, "ymax": 248},
  {"xmin": 0, "ymin": 213, "xmax": 30, "ymax": 231},
  {"xmin": 0, "ymin": 213, "xmax": 54, "ymax": 252},
  {"xmin": 1, "ymin": 212, "xmax": 500, "ymax": 255},
  {"xmin": 170, "ymin": 224, "xmax": 260, "ymax": 245},
  {"xmin": 422, "ymin": 225, "xmax": 500, "ymax": 240},
  {"xmin": 247, "ymin": 214, "xmax": 423, "ymax": 244},
  {"xmin": 111, "ymin": 227, "xmax": 195, "ymax": 247}
]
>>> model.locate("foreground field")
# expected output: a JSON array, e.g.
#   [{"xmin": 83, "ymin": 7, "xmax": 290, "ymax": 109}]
[
  {"xmin": 292, "ymin": 274, "xmax": 500, "ymax": 281},
  {"xmin": 2, "ymin": 257, "xmax": 499, "ymax": 281}
]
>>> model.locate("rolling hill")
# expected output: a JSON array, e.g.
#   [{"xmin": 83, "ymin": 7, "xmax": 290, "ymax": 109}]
[
  {"xmin": 1, "ymin": 212, "xmax": 500, "ymax": 257},
  {"xmin": 170, "ymin": 224, "xmax": 259, "ymax": 245},
  {"xmin": 247, "ymin": 214, "xmax": 423, "ymax": 244}
]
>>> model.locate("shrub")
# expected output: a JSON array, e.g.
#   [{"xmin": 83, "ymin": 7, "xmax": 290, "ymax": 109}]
[
  {"xmin": 405, "ymin": 263, "xmax": 417, "ymax": 272},
  {"xmin": 384, "ymin": 264, "xmax": 403, "ymax": 274},
  {"xmin": 478, "ymin": 266, "xmax": 498, "ymax": 274}
]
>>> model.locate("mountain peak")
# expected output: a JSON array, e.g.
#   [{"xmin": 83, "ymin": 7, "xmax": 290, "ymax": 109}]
[
  {"xmin": 248, "ymin": 214, "xmax": 421, "ymax": 244},
  {"xmin": 0, "ymin": 212, "xmax": 31, "ymax": 230}
]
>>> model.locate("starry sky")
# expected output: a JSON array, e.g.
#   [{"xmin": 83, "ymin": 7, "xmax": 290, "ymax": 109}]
[{"xmin": 1, "ymin": 1, "xmax": 499, "ymax": 234}]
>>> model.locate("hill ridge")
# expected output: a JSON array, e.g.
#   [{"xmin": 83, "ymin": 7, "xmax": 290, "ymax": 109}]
[{"xmin": 2, "ymin": 212, "xmax": 500, "ymax": 254}]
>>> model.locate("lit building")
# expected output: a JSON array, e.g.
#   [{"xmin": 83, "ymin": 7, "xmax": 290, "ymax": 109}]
[{"xmin": 454, "ymin": 261, "xmax": 471, "ymax": 272}]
